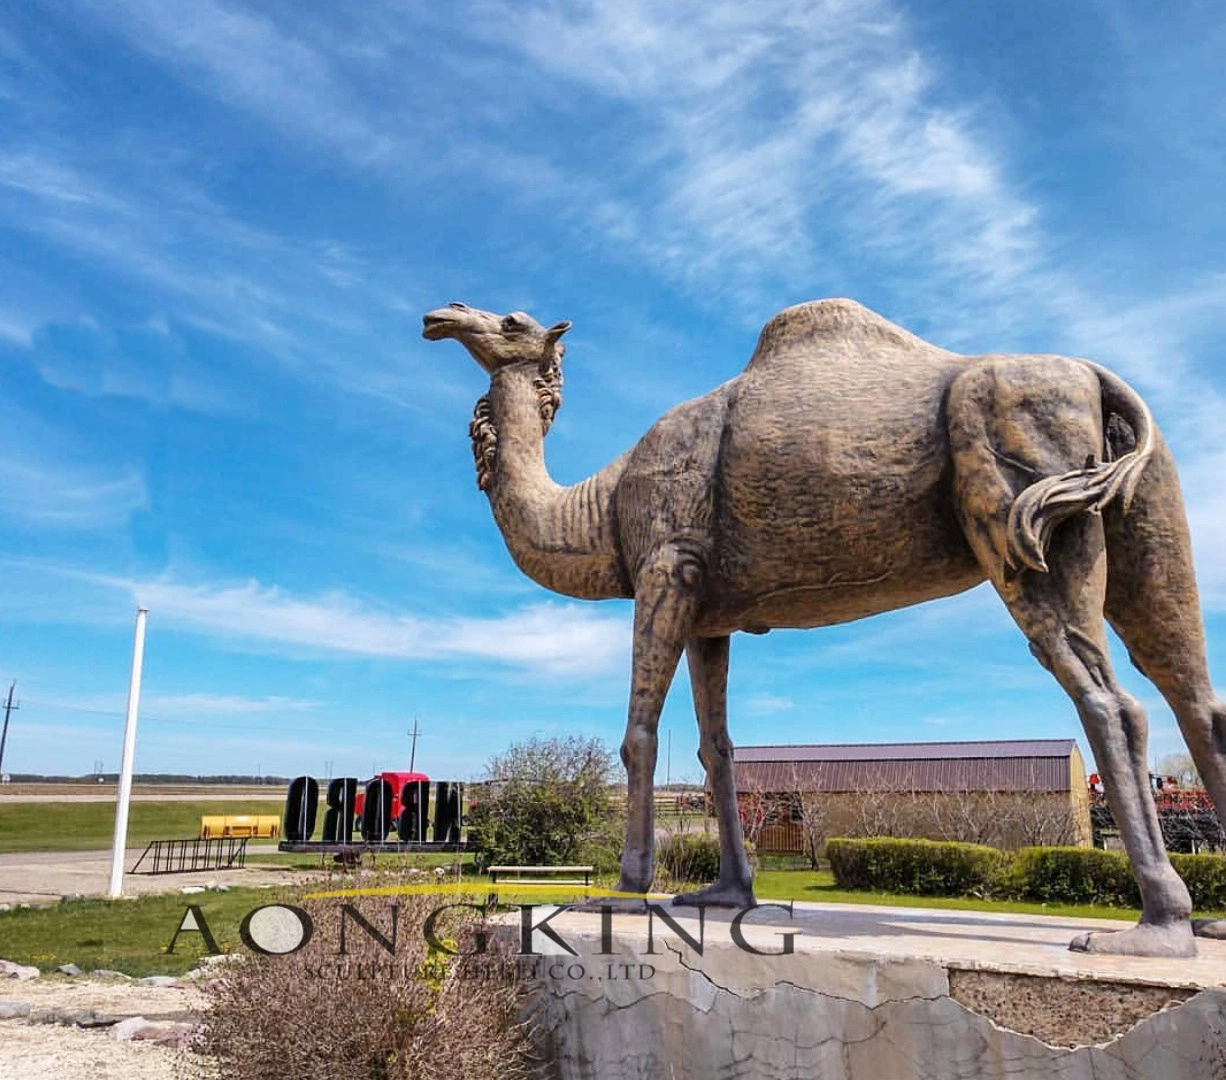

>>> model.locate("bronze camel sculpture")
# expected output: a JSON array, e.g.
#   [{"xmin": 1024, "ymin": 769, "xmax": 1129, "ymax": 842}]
[{"xmin": 422, "ymin": 297, "xmax": 1226, "ymax": 957}]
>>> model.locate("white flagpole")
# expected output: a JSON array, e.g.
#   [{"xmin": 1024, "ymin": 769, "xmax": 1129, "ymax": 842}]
[{"xmin": 108, "ymin": 607, "xmax": 148, "ymax": 899}]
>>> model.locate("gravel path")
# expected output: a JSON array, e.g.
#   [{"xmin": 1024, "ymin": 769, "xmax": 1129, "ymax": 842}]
[{"xmin": 0, "ymin": 978, "xmax": 212, "ymax": 1080}]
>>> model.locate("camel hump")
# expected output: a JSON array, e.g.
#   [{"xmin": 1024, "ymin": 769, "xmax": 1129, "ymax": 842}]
[{"xmin": 748, "ymin": 298, "xmax": 934, "ymax": 367}]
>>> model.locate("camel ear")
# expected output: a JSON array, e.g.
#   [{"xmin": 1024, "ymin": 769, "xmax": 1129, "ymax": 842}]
[{"xmin": 545, "ymin": 320, "xmax": 571, "ymax": 342}]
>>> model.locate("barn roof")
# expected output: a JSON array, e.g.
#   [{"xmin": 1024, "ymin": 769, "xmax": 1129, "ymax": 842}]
[
  {"xmin": 731, "ymin": 739, "xmax": 1081, "ymax": 794},
  {"xmin": 735, "ymin": 740, "xmax": 1077, "ymax": 762}
]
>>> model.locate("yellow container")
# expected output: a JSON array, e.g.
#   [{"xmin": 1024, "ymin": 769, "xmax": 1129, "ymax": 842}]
[{"xmin": 199, "ymin": 814, "xmax": 281, "ymax": 839}]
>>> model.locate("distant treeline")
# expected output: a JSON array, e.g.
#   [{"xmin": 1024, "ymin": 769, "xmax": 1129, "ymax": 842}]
[{"xmin": 5, "ymin": 773, "xmax": 292, "ymax": 785}]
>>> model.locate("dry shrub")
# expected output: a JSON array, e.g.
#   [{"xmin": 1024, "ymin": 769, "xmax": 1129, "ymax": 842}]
[{"xmin": 189, "ymin": 885, "xmax": 536, "ymax": 1080}]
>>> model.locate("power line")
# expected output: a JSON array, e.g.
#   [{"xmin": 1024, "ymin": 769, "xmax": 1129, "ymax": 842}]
[
  {"xmin": 0, "ymin": 682, "xmax": 17, "ymax": 776},
  {"xmin": 409, "ymin": 715, "xmax": 421, "ymax": 772}
]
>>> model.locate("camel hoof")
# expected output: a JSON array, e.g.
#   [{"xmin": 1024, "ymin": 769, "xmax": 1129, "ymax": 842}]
[
  {"xmin": 672, "ymin": 883, "xmax": 757, "ymax": 909},
  {"xmin": 1192, "ymin": 918, "xmax": 1226, "ymax": 940},
  {"xmin": 1069, "ymin": 920, "xmax": 1196, "ymax": 958}
]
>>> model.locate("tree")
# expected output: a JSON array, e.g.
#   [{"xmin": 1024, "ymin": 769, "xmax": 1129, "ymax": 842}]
[
  {"xmin": 467, "ymin": 735, "xmax": 619, "ymax": 871},
  {"xmin": 776, "ymin": 764, "xmax": 833, "ymax": 869},
  {"xmin": 1156, "ymin": 752, "xmax": 1201, "ymax": 788}
]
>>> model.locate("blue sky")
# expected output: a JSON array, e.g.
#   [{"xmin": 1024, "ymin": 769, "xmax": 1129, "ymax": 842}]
[{"xmin": 0, "ymin": 0, "xmax": 1223, "ymax": 783}]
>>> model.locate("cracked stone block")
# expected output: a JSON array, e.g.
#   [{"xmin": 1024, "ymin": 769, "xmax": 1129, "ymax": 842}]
[{"xmin": 522, "ymin": 907, "xmax": 1226, "ymax": 1080}]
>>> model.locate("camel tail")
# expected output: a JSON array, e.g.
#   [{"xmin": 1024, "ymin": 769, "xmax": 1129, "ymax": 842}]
[{"xmin": 1006, "ymin": 364, "xmax": 1156, "ymax": 574}]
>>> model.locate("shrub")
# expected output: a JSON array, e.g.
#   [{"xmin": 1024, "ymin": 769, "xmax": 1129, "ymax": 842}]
[
  {"xmin": 579, "ymin": 808, "xmax": 628, "ymax": 877},
  {"xmin": 658, "ymin": 831, "xmax": 721, "ymax": 883},
  {"xmin": 1171, "ymin": 853, "xmax": 1226, "ymax": 913},
  {"xmin": 467, "ymin": 736, "xmax": 618, "ymax": 871},
  {"xmin": 192, "ymin": 884, "xmax": 533, "ymax": 1079},
  {"xmin": 827, "ymin": 837, "xmax": 1007, "ymax": 897},
  {"xmin": 1006, "ymin": 847, "xmax": 1139, "ymax": 907},
  {"xmin": 827, "ymin": 838, "xmax": 1226, "ymax": 914}
]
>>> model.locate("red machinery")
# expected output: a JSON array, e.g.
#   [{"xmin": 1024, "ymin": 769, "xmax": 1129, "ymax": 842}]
[{"xmin": 354, "ymin": 770, "xmax": 430, "ymax": 819}]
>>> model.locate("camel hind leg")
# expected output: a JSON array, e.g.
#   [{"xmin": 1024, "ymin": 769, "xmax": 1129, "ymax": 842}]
[
  {"xmin": 674, "ymin": 634, "xmax": 756, "ymax": 908},
  {"xmin": 1103, "ymin": 436, "xmax": 1226, "ymax": 934},
  {"xmin": 948, "ymin": 360, "xmax": 1195, "ymax": 956}
]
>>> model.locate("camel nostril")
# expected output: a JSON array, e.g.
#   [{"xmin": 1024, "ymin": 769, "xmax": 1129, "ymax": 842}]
[{"xmin": 449, "ymin": 302, "xmax": 469, "ymax": 311}]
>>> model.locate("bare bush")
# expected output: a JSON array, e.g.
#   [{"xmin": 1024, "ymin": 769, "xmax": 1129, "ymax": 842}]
[
  {"xmin": 845, "ymin": 767, "xmax": 908, "ymax": 838},
  {"xmin": 736, "ymin": 774, "xmax": 778, "ymax": 850},
  {"xmin": 775, "ymin": 764, "xmax": 833, "ymax": 868},
  {"xmin": 188, "ymin": 886, "xmax": 535, "ymax": 1080}
]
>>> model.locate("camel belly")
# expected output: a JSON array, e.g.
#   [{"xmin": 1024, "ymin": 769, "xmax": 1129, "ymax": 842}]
[
  {"xmin": 700, "ymin": 489, "xmax": 982, "ymax": 635},
  {"xmin": 697, "ymin": 555, "xmax": 982, "ymax": 635},
  {"xmin": 701, "ymin": 354, "xmax": 982, "ymax": 632}
]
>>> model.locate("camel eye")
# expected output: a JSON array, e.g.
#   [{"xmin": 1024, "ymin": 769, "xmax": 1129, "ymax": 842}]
[{"xmin": 501, "ymin": 315, "xmax": 522, "ymax": 332}]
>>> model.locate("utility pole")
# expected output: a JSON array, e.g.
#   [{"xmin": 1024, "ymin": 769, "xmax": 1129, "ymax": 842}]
[
  {"xmin": 108, "ymin": 608, "xmax": 148, "ymax": 899},
  {"xmin": 408, "ymin": 716, "xmax": 421, "ymax": 773},
  {"xmin": 0, "ymin": 682, "xmax": 18, "ymax": 778},
  {"xmin": 666, "ymin": 728, "xmax": 672, "ymax": 786}
]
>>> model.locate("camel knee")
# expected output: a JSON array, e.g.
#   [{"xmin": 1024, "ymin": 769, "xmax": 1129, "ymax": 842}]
[
  {"xmin": 1076, "ymin": 688, "xmax": 1117, "ymax": 727},
  {"xmin": 638, "ymin": 542, "xmax": 708, "ymax": 595},
  {"xmin": 1171, "ymin": 700, "xmax": 1226, "ymax": 759},
  {"xmin": 1203, "ymin": 702, "xmax": 1226, "ymax": 755},
  {"xmin": 1079, "ymin": 687, "xmax": 1144, "ymax": 732},
  {"xmin": 1117, "ymin": 691, "xmax": 1146, "ymax": 733},
  {"xmin": 1117, "ymin": 691, "xmax": 1150, "ymax": 759},
  {"xmin": 699, "ymin": 726, "xmax": 732, "ymax": 764},
  {"xmin": 621, "ymin": 725, "xmax": 657, "ymax": 767}
]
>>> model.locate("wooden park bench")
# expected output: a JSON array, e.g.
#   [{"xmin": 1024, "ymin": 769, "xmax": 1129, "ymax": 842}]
[{"xmin": 487, "ymin": 865, "xmax": 594, "ymax": 907}]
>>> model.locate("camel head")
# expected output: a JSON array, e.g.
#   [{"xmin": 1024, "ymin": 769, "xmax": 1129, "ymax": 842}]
[
  {"xmin": 423, "ymin": 302, "xmax": 573, "ymax": 492},
  {"xmin": 421, "ymin": 301, "xmax": 570, "ymax": 373}
]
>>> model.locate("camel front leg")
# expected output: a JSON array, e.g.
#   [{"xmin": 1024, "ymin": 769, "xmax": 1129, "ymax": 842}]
[
  {"xmin": 616, "ymin": 546, "xmax": 702, "ymax": 900},
  {"xmin": 674, "ymin": 634, "xmax": 756, "ymax": 908}
]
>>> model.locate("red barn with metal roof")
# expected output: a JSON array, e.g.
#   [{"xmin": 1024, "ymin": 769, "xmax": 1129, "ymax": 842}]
[{"xmin": 726, "ymin": 739, "xmax": 1091, "ymax": 853}]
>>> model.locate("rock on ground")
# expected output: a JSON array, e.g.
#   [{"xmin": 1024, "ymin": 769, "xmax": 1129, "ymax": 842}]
[{"xmin": 0, "ymin": 976, "xmax": 209, "ymax": 1080}]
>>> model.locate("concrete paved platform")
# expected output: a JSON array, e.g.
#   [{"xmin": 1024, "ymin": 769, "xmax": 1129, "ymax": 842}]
[{"xmin": 529, "ymin": 900, "xmax": 1226, "ymax": 1078}]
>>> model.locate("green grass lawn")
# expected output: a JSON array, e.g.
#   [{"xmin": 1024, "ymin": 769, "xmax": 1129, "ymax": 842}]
[
  {"xmin": 0, "ymin": 800, "xmax": 285, "ymax": 853},
  {"xmin": 751, "ymin": 868, "xmax": 1149, "ymax": 921},
  {"xmin": 6, "ymin": 863, "xmax": 1220, "ymax": 978},
  {"xmin": 0, "ymin": 887, "xmax": 281, "ymax": 977}
]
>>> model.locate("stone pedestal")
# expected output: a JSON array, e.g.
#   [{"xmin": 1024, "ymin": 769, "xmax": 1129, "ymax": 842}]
[{"xmin": 525, "ymin": 900, "xmax": 1226, "ymax": 1079}]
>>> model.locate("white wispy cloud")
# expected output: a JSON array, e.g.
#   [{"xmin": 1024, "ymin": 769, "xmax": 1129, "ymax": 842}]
[
  {"xmin": 0, "ymin": 309, "xmax": 35, "ymax": 346},
  {"xmin": 463, "ymin": 0, "xmax": 1043, "ymax": 316},
  {"xmin": 53, "ymin": 1, "xmax": 1226, "ymax": 414},
  {"xmin": 0, "ymin": 152, "xmax": 131, "ymax": 212},
  {"xmin": 95, "ymin": 575, "xmax": 630, "ymax": 678},
  {"xmin": 17, "ymin": 690, "xmax": 320, "ymax": 720},
  {"xmin": 468, "ymin": 0, "xmax": 1226, "ymax": 441},
  {"xmin": 742, "ymin": 693, "xmax": 795, "ymax": 717},
  {"xmin": 0, "ymin": 454, "xmax": 146, "ymax": 529},
  {"xmin": 84, "ymin": 0, "xmax": 395, "ymax": 166},
  {"xmin": 0, "ymin": 397, "xmax": 148, "ymax": 529},
  {"xmin": 145, "ymin": 693, "xmax": 321, "ymax": 716}
]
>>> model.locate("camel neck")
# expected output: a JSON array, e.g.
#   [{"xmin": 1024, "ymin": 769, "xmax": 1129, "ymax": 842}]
[
  {"xmin": 483, "ymin": 366, "xmax": 631, "ymax": 600},
  {"xmin": 488, "ymin": 366, "xmax": 553, "ymax": 494}
]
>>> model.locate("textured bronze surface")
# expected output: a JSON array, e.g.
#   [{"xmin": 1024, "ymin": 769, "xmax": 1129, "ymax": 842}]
[{"xmin": 423, "ymin": 297, "xmax": 1226, "ymax": 957}]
